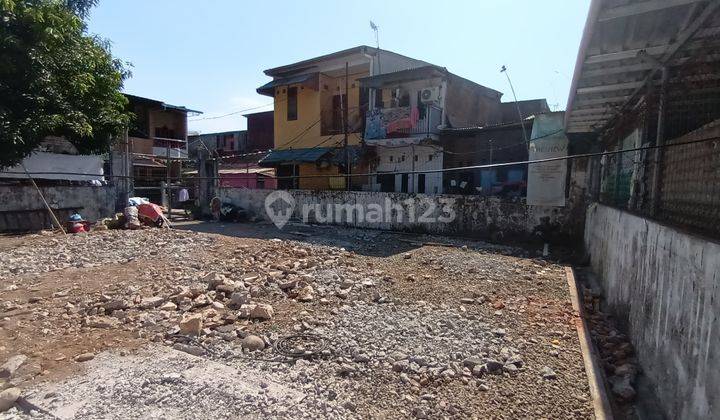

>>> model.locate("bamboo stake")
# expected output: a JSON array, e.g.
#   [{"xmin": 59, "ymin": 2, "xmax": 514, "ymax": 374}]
[{"xmin": 21, "ymin": 163, "xmax": 66, "ymax": 235}]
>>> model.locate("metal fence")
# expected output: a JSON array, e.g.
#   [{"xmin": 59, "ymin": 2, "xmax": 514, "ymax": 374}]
[{"xmin": 594, "ymin": 47, "xmax": 720, "ymax": 239}]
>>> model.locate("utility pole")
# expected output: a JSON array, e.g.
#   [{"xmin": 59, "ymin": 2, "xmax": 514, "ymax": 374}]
[
  {"xmin": 344, "ymin": 61, "xmax": 350, "ymax": 191},
  {"xmin": 500, "ymin": 65, "xmax": 528, "ymax": 143}
]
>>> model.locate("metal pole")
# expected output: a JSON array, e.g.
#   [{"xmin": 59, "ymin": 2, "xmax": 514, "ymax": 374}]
[
  {"xmin": 344, "ymin": 61, "xmax": 350, "ymax": 191},
  {"xmin": 370, "ymin": 21, "xmax": 381, "ymax": 74},
  {"xmin": 500, "ymin": 66, "xmax": 528, "ymax": 143},
  {"xmin": 411, "ymin": 143, "xmax": 415, "ymax": 193},
  {"xmin": 166, "ymin": 144, "xmax": 172, "ymax": 221},
  {"xmin": 123, "ymin": 128, "xmax": 131, "ymax": 205},
  {"xmin": 651, "ymin": 66, "xmax": 668, "ymax": 216}
]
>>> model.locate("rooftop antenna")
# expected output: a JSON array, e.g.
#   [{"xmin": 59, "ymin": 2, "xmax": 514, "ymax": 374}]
[
  {"xmin": 500, "ymin": 65, "xmax": 528, "ymax": 142},
  {"xmin": 370, "ymin": 20, "xmax": 381, "ymax": 74}
]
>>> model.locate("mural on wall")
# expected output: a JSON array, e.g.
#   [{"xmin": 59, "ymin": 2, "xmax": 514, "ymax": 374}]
[{"xmin": 364, "ymin": 107, "xmax": 420, "ymax": 139}]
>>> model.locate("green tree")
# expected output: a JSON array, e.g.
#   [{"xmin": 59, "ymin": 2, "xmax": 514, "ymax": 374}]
[
  {"xmin": 64, "ymin": 0, "xmax": 98, "ymax": 18},
  {"xmin": 0, "ymin": 0, "xmax": 130, "ymax": 168}
]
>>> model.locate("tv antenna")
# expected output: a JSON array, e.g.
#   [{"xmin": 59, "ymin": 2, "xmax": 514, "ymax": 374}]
[{"xmin": 370, "ymin": 20, "xmax": 381, "ymax": 73}]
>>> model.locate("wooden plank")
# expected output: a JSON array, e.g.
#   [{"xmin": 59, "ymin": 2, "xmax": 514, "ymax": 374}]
[
  {"xmin": 570, "ymin": 107, "xmax": 617, "ymax": 116},
  {"xmin": 573, "ymin": 95, "xmax": 633, "ymax": 107},
  {"xmin": 585, "ymin": 45, "xmax": 668, "ymax": 65},
  {"xmin": 582, "ymin": 62, "xmax": 655, "ymax": 79},
  {"xmin": 599, "ymin": 0, "xmax": 703, "ymax": 22},
  {"xmin": 577, "ymin": 81, "xmax": 646, "ymax": 95},
  {"xmin": 569, "ymin": 116, "xmax": 612, "ymax": 123}
]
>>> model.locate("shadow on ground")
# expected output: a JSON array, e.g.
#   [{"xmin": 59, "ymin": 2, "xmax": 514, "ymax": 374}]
[{"xmin": 170, "ymin": 220, "xmax": 514, "ymax": 258}]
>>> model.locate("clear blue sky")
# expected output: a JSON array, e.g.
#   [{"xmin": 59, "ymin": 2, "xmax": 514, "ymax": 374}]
[{"xmin": 87, "ymin": 0, "xmax": 590, "ymax": 134}]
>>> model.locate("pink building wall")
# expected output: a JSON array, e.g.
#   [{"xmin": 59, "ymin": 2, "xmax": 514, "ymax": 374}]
[{"xmin": 220, "ymin": 173, "xmax": 277, "ymax": 189}]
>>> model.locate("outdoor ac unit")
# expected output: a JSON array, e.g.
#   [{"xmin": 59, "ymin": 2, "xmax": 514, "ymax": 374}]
[{"xmin": 420, "ymin": 87, "xmax": 440, "ymax": 104}]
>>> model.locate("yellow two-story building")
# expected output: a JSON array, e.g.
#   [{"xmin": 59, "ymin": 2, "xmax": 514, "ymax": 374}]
[{"xmin": 257, "ymin": 46, "xmax": 427, "ymax": 190}]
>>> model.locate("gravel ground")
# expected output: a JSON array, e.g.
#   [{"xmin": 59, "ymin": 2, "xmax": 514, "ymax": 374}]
[{"xmin": 0, "ymin": 223, "xmax": 594, "ymax": 419}]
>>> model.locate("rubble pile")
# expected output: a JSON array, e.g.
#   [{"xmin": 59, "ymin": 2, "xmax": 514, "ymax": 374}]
[
  {"xmin": 315, "ymin": 302, "xmax": 526, "ymax": 384},
  {"xmin": 0, "ymin": 230, "xmax": 214, "ymax": 279},
  {"xmin": 0, "ymin": 226, "xmax": 594, "ymax": 419},
  {"xmin": 583, "ymin": 286, "xmax": 640, "ymax": 404}
]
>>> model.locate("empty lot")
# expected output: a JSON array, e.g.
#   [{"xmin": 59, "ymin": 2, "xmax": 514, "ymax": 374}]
[{"xmin": 0, "ymin": 222, "xmax": 593, "ymax": 419}]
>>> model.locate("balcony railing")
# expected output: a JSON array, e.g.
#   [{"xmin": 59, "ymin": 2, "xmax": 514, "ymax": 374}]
[
  {"xmin": 364, "ymin": 105, "xmax": 441, "ymax": 140},
  {"xmin": 152, "ymin": 147, "xmax": 188, "ymax": 159}
]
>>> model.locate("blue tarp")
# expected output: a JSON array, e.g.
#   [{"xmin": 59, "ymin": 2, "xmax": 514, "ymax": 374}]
[{"xmin": 258, "ymin": 148, "xmax": 333, "ymax": 166}]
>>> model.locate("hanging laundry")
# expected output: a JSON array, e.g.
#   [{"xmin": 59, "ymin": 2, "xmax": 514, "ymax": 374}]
[{"xmin": 178, "ymin": 188, "xmax": 189, "ymax": 202}]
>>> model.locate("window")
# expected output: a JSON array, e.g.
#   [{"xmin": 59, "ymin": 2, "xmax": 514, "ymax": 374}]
[
  {"xmin": 154, "ymin": 126, "xmax": 176, "ymax": 139},
  {"xmin": 417, "ymin": 174, "xmax": 426, "ymax": 194},
  {"xmin": 401, "ymin": 174, "xmax": 409, "ymax": 193},
  {"xmin": 377, "ymin": 174, "xmax": 394, "ymax": 192},
  {"xmin": 375, "ymin": 89, "xmax": 384, "ymax": 108},
  {"xmin": 399, "ymin": 91, "xmax": 410, "ymax": 107},
  {"xmin": 428, "ymin": 154, "xmax": 433, "ymax": 162},
  {"xmin": 332, "ymin": 94, "xmax": 347, "ymax": 133},
  {"xmin": 414, "ymin": 155, "xmax": 418, "ymax": 162},
  {"xmin": 389, "ymin": 155, "xmax": 394, "ymax": 162},
  {"xmin": 401, "ymin": 155, "xmax": 406, "ymax": 162},
  {"xmin": 287, "ymin": 87, "xmax": 298, "ymax": 121}
]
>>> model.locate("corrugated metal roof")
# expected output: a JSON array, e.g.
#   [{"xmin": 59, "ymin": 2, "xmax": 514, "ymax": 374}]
[
  {"xmin": 358, "ymin": 65, "xmax": 448, "ymax": 88},
  {"xmin": 441, "ymin": 118, "xmax": 535, "ymax": 134},
  {"xmin": 124, "ymin": 94, "xmax": 202, "ymax": 115},
  {"xmin": 565, "ymin": 0, "xmax": 720, "ymax": 134},
  {"xmin": 257, "ymin": 73, "xmax": 318, "ymax": 96},
  {"xmin": 258, "ymin": 147, "xmax": 334, "ymax": 166}
]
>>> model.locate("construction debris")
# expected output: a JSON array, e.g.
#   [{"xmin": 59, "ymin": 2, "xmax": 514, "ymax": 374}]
[{"xmin": 0, "ymin": 224, "xmax": 593, "ymax": 418}]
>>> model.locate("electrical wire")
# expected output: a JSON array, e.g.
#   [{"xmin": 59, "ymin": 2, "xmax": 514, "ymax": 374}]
[
  {"xmin": 8, "ymin": 135, "xmax": 717, "ymax": 181},
  {"xmin": 188, "ymin": 101, "xmax": 276, "ymax": 121}
]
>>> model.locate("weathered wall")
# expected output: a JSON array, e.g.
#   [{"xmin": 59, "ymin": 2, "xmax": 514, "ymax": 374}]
[
  {"xmin": 219, "ymin": 188, "xmax": 580, "ymax": 242},
  {"xmin": 584, "ymin": 203, "xmax": 720, "ymax": 419},
  {"xmin": 0, "ymin": 185, "xmax": 117, "ymax": 231},
  {"xmin": 372, "ymin": 145, "xmax": 443, "ymax": 194}
]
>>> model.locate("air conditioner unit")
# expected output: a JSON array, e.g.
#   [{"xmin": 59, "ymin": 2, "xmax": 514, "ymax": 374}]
[{"xmin": 420, "ymin": 87, "xmax": 440, "ymax": 104}]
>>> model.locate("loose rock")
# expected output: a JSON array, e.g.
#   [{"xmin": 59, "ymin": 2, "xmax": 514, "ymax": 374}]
[{"xmin": 241, "ymin": 335, "xmax": 265, "ymax": 352}]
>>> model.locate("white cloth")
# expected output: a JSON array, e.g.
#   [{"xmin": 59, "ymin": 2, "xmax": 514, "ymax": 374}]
[{"xmin": 178, "ymin": 188, "xmax": 189, "ymax": 202}]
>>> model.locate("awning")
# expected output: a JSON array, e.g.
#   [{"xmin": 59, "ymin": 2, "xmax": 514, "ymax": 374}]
[
  {"xmin": 258, "ymin": 146, "xmax": 364, "ymax": 167},
  {"xmin": 257, "ymin": 73, "xmax": 319, "ymax": 96},
  {"xmin": 258, "ymin": 147, "xmax": 334, "ymax": 166}
]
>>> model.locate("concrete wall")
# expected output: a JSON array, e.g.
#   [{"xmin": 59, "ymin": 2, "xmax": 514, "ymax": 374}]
[
  {"xmin": 0, "ymin": 185, "xmax": 117, "ymax": 231},
  {"xmin": 220, "ymin": 188, "xmax": 580, "ymax": 242},
  {"xmin": 371, "ymin": 145, "xmax": 443, "ymax": 194},
  {"xmin": 584, "ymin": 203, "xmax": 720, "ymax": 419}
]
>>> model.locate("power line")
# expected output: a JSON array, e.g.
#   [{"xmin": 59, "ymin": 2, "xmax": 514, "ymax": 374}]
[
  {"xmin": 189, "ymin": 72, "xmax": 367, "ymax": 123},
  {"xmin": 366, "ymin": 128, "xmax": 565, "ymax": 155},
  {"xmin": 9, "ymin": 135, "xmax": 716, "ymax": 181},
  {"xmin": 188, "ymin": 102, "xmax": 276, "ymax": 121}
]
